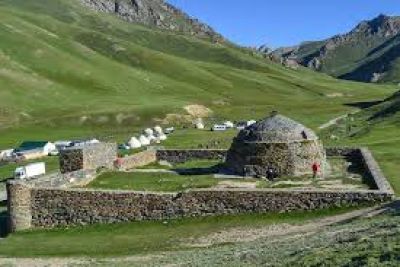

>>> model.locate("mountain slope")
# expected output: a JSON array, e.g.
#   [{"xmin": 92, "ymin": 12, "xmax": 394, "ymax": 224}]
[
  {"xmin": 79, "ymin": 0, "xmax": 224, "ymax": 42},
  {"xmin": 0, "ymin": 0, "xmax": 395, "ymax": 148},
  {"xmin": 268, "ymin": 15, "xmax": 400, "ymax": 83}
]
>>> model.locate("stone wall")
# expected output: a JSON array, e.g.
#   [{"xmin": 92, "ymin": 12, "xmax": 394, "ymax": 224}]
[
  {"xmin": 326, "ymin": 147, "xmax": 394, "ymax": 194},
  {"xmin": 59, "ymin": 149, "xmax": 83, "ymax": 174},
  {"xmin": 6, "ymin": 181, "xmax": 32, "ymax": 232},
  {"xmin": 118, "ymin": 151, "xmax": 157, "ymax": 170},
  {"xmin": 25, "ymin": 187, "xmax": 392, "ymax": 228},
  {"xmin": 7, "ymin": 147, "xmax": 395, "ymax": 231},
  {"xmin": 360, "ymin": 148, "xmax": 394, "ymax": 194},
  {"xmin": 60, "ymin": 143, "xmax": 117, "ymax": 173},
  {"xmin": 82, "ymin": 143, "xmax": 117, "ymax": 171},
  {"xmin": 156, "ymin": 149, "xmax": 227, "ymax": 164}
]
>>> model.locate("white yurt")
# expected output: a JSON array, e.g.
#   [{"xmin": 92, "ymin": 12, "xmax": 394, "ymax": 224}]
[
  {"xmin": 195, "ymin": 122, "xmax": 205, "ymax": 129},
  {"xmin": 139, "ymin": 135, "xmax": 151, "ymax": 146},
  {"xmin": 128, "ymin": 137, "xmax": 142, "ymax": 149},
  {"xmin": 147, "ymin": 135, "xmax": 157, "ymax": 143},
  {"xmin": 88, "ymin": 138, "xmax": 100, "ymax": 144},
  {"xmin": 144, "ymin": 128, "xmax": 154, "ymax": 137},
  {"xmin": 154, "ymin": 126, "xmax": 163, "ymax": 135},
  {"xmin": 158, "ymin": 134, "xmax": 167, "ymax": 141}
]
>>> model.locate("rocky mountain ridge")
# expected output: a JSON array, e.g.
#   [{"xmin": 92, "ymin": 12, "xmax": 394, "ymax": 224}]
[
  {"xmin": 79, "ymin": 0, "xmax": 223, "ymax": 42},
  {"xmin": 260, "ymin": 14, "xmax": 400, "ymax": 83}
]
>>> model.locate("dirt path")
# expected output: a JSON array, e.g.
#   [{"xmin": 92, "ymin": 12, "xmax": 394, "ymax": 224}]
[
  {"xmin": 0, "ymin": 204, "xmax": 392, "ymax": 267},
  {"xmin": 184, "ymin": 205, "xmax": 388, "ymax": 248},
  {"xmin": 318, "ymin": 111, "xmax": 359, "ymax": 130}
]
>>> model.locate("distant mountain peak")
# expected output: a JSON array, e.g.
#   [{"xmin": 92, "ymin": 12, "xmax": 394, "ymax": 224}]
[
  {"xmin": 353, "ymin": 14, "xmax": 400, "ymax": 36},
  {"xmin": 265, "ymin": 14, "xmax": 400, "ymax": 83},
  {"xmin": 79, "ymin": 0, "xmax": 224, "ymax": 42}
]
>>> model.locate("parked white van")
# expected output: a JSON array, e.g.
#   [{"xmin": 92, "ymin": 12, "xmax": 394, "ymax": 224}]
[
  {"xmin": 14, "ymin": 162, "xmax": 46, "ymax": 180},
  {"xmin": 212, "ymin": 124, "xmax": 227, "ymax": 131}
]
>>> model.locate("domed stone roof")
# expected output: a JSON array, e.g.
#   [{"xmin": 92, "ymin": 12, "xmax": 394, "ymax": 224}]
[{"xmin": 236, "ymin": 114, "xmax": 318, "ymax": 143}]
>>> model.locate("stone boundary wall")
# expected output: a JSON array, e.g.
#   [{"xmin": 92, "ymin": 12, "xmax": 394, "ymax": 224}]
[
  {"xmin": 17, "ymin": 186, "xmax": 394, "ymax": 229},
  {"xmin": 118, "ymin": 151, "xmax": 157, "ymax": 170},
  {"xmin": 360, "ymin": 148, "xmax": 394, "ymax": 194},
  {"xmin": 7, "ymin": 147, "xmax": 395, "ymax": 231},
  {"xmin": 326, "ymin": 147, "xmax": 395, "ymax": 194},
  {"xmin": 156, "ymin": 149, "xmax": 227, "ymax": 164},
  {"xmin": 6, "ymin": 182, "xmax": 32, "ymax": 232}
]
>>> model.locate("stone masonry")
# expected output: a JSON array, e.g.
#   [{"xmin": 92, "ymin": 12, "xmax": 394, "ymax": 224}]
[
  {"xmin": 156, "ymin": 149, "xmax": 227, "ymax": 164},
  {"xmin": 60, "ymin": 143, "xmax": 117, "ymax": 173},
  {"xmin": 7, "ymin": 147, "xmax": 395, "ymax": 231},
  {"xmin": 25, "ymin": 187, "xmax": 395, "ymax": 229},
  {"xmin": 226, "ymin": 115, "xmax": 326, "ymax": 177},
  {"xmin": 118, "ymin": 151, "xmax": 157, "ymax": 170}
]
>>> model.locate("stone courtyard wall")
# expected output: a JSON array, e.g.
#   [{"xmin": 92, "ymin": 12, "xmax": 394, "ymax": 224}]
[
  {"xmin": 60, "ymin": 143, "xmax": 117, "ymax": 173},
  {"xmin": 59, "ymin": 149, "xmax": 83, "ymax": 174},
  {"xmin": 7, "ymin": 147, "xmax": 395, "ymax": 231},
  {"xmin": 156, "ymin": 149, "xmax": 227, "ymax": 164},
  {"xmin": 82, "ymin": 143, "xmax": 117, "ymax": 171},
  {"xmin": 19, "ymin": 186, "xmax": 394, "ymax": 229},
  {"xmin": 118, "ymin": 151, "xmax": 157, "ymax": 170}
]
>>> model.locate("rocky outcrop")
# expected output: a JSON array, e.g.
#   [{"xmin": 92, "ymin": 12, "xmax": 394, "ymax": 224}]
[
  {"xmin": 79, "ymin": 0, "xmax": 223, "ymax": 42},
  {"xmin": 265, "ymin": 14, "xmax": 400, "ymax": 81}
]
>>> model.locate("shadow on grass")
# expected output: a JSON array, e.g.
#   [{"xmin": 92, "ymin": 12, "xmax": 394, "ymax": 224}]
[
  {"xmin": 344, "ymin": 154, "xmax": 377, "ymax": 190},
  {"xmin": 345, "ymin": 100, "xmax": 383, "ymax": 109},
  {"xmin": 0, "ymin": 200, "xmax": 8, "ymax": 238},
  {"xmin": 171, "ymin": 164, "xmax": 223, "ymax": 176}
]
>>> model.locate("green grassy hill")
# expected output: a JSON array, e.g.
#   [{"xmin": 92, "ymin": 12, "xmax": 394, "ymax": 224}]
[
  {"xmin": 321, "ymin": 90, "xmax": 400, "ymax": 193},
  {"xmin": 0, "ymin": 0, "xmax": 395, "ymax": 149}
]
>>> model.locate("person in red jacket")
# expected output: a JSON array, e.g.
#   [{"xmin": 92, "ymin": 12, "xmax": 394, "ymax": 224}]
[{"xmin": 312, "ymin": 162, "xmax": 320, "ymax": 178}]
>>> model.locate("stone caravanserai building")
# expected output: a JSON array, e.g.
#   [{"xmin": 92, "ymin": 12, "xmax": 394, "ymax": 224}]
[{"xmin": 225, "ymin": 113, "xmax": 326, "ymax": 178}]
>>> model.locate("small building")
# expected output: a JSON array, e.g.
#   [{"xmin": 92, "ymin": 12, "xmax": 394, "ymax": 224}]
[
  {"xmin": 59, "ymin": 143, "xmax": 117, "ymax": 174},
  {"xmin": 15, "ymin": 141, "xmax": 56, "ymax": 160},
  {"xmin": 225, "ymin": 113, "xmax": 326, "ymax": 178}
]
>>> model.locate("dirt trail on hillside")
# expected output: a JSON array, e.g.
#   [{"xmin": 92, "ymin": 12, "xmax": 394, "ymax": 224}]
[
  {"xmin": 0, "ymin": 204, "xmax": 391, "ymax": 267},
  {"xmin": 318, "ymin": 111, "xmax": 360, "ymax": 130}
]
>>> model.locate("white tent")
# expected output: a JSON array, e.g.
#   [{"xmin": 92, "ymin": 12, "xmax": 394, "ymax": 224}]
[
  {"xmin": 154, "ymin": 126, "xmax": 163, "ymax": 135},
  {"xmin": 88, "ymin": 139, "xmax": 100, "ymax": 144},
  {"xmin": 195, "ymin": 122, "xmax": 205, "ymax": 129},
  {"xmin": 128, "ymin": 137, "xmax": 142, "ymax": 149},
  {"xmin": 157, "ymin": 134, "xmax": 167, "ymax": 141},
  {"xmin": 147, "ymin": 135, "xmax": 157, "ymax": 143},
  {"xmin": 144, "ymin": 128, "xmax": 154, "ymax": 137},
  {"xmin": 139, "ymin": 135, "xmax": 151, "ymax": 146},
  {"xmin": 43, "ymin": 142, "xmax": 57, "ymax": 155}
]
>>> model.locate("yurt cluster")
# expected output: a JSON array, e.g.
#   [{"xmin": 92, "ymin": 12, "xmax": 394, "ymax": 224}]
[{"xmin": 127, "ymin": 126, "xmax": 168, "ymax": 149}]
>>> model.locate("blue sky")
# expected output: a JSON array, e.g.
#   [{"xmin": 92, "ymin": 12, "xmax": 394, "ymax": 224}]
[{"xmin": 167, "ymin": 0, "xmax": 400, "ymax": 48}]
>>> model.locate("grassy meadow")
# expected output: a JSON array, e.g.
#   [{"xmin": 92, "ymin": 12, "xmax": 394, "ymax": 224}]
[
  {"xmin": 0, "ymin": 206, "xmax": 362, "ymax": 257},
  {"xmin": 1, "ymin": 0, "xmax": 400, "ymax": 262},
  {"xmin": 0, "ymin": 0, "xmax": 396, "ymax": 150},
  {"xmin": 88, "ymin": 172, "xmax": 218, "ymax": 192}
]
